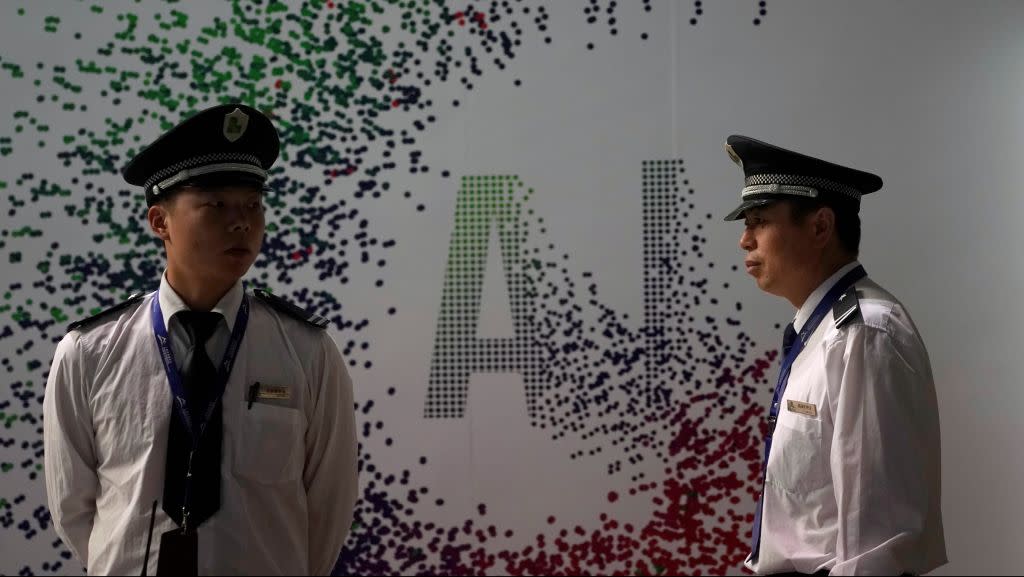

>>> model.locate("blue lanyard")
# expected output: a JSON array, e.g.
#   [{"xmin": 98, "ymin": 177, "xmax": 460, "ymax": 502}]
[
  {"xmin": 763, "ymin": 265, "xmax": 866, "ymax": 459},
  {"xmin": 151, "ymin": 292, "xmax": 249, "ymax": 442}
]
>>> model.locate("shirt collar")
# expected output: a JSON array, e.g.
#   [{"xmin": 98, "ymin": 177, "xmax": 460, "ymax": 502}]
[
  {"xmin": 159, "ymin": 272, "xmax": 244, "ymax": 332},
  {"xmin": 793, "ymin": 260, "xmax": 862, "ymax": 333}
]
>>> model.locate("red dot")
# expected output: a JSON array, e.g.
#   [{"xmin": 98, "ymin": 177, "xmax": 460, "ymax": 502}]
[
  {"xmin": 607, "ymin": 491, "xmax": 619, "ymax": 503},
  {"xmin": 546, "ymin": 516, "xmax": 556, "ymax": 524}
]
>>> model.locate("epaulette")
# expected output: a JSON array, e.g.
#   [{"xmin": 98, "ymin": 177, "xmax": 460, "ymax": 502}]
[
  {"xmin": 68, "ymin": 292, "xmax": 146, "ymax": 332},
  {"xmin": 832, "ymin": 286, "xmax": 862, "ymax": 329},
  {"xmin": 252, "ymin": 288, "xmax": 330, "ymax": 330}
]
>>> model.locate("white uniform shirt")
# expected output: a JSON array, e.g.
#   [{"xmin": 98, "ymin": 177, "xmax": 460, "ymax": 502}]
[
  {"xmin": 43, "ymin": 275, "xmax": 359, "ymax": 575},
  {"xmin": 746, "ymin": 262, "xmax": 946, "ymax": 575}
]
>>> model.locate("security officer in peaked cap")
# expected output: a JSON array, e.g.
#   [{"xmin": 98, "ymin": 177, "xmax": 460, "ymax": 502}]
[
  {"xmin": 724, "ymin": 135, "xmax": 946, "ymax": 575},
  {"xmin": 43, "ymin": 103, "xmax": 359, "ymax": 576}
]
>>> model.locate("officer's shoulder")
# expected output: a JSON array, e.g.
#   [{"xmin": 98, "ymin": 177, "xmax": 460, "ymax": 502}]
[
  {"xmin": 832, "ymin": 280, "xmax": 908, "ymax": 334},
  {"xmin": 251, "ymin": 288, "xmax": 330, "ymax": 330},
  {"xmin": 67, "ymin": 292, "xmax": 147, "ymax": 333},
  {"xmin": 831, "ymin": 285, "xmax": 863, "ymax": 330}
]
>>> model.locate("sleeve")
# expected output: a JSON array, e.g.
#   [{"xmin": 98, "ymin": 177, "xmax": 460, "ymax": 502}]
[
  {"xmin": 826, "ymin": 324, "xmax": 944, "ymax": 575},
  {"xmin": 43, "ymin": 332, "xmax": 100, "ymax": 566},
  {"xmin": 303, "ymin": 330, "xmax": 359, "ymax": 576}
]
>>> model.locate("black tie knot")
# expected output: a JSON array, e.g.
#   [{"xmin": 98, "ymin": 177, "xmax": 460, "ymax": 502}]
[
  {"xmin": 176, "ymin": 310, "xmax": 222, "ymax": 347},
  {"xmin": 782, "ymin": 323, "xmax": 798, "ymax": 358}
]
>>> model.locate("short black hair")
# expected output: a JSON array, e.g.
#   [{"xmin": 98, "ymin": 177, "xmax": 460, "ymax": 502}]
[{"xmin": 785, "ymin": 196, "xmax": 861, "ymax": 256}]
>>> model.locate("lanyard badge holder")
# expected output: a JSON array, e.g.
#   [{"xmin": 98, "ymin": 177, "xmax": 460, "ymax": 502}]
[{"xmin": 156, "ymin": 528, "xmax": 199, "ymax": 576}]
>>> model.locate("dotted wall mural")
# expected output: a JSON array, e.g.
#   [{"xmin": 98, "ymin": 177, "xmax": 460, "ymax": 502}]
[{"xmin": 0, "ymin": 1, "xmax": 774, "ymax": 575}]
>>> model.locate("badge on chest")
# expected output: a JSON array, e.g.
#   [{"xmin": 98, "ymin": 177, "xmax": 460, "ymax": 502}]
[
  {"xmin": 247, "ymin": 382, "xmax": 291, "ymax": 409},
  {"xmin": 786, "ymin": 399, "xmax": 818, "ymax": 418}
]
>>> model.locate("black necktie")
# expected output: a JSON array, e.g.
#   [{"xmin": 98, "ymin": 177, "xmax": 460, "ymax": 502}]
[
  {"xmin": 782, "ymin": 322, "xmax": 797, "ymax": 360},
  {"xmin": 163, "ymin": 310, "xmax": 223, "ymax": 530}
]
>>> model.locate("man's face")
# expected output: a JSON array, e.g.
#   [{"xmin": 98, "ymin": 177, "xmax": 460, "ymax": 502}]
[
  {"xmin": 738, "ymin": 202, "xmax": 818, "ymax": 299},
  {"xmin": 153, "ymin": 185, "xmax": 265, "ymax": 284}
]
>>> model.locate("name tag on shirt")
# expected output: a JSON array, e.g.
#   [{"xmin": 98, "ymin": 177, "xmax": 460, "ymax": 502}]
[
  {"xmin": 786, "ymin": 400, "xmax": 817, "ymax": 418},
  {"xmin": 256, "ymin": 385, "xmax": 290, "ymax": 400}
]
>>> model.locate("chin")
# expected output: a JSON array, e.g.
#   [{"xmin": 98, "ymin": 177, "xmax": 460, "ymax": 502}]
[
  {"xmin": 226, "ymin": 262, "xmax": 255, "ymax": 278},
  {"xmin": 755, "ymin": 276, "xmax": 775, "ymax": 294},
  {"xmin": 215, "ymin": 258, "xmax": 254, "ymax": 279}
]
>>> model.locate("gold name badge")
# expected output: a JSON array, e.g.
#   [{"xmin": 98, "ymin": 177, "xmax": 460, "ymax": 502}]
[
  {"xmin": 786, "ymin": 400, "xmax": 817, "ymax": 418},
  {"xmin": 257, "ymin": 385, "xmax": 290, "ymax": 400}
]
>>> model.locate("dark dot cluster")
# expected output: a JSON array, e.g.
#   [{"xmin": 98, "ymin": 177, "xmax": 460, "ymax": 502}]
[{"xmin": 689, "ymin": 0, "xmax": 768, "ymax": 26}]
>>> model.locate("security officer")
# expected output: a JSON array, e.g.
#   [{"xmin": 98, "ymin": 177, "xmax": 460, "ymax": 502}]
[
  {"xmin": 43, "ymin": 103, "xmax": 358, "ymax": 575},
  {"xmin": 723, "ymin": 135, "xmax": 946, "ymax": 575}
]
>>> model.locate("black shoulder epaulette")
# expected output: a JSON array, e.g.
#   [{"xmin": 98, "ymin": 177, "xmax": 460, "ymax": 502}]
[
  {"xmin": 252, "ymin": 288, "xmax": 330, "ymax": 330},
  {"xmin": 68, "ymin": 292, "xmax": 146, "ymax": 332},
  {"xmin": 832, "ymin": 286, "xmax": 862, "ymax": 329}
]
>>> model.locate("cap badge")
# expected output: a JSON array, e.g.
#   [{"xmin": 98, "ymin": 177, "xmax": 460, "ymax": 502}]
[
  {"xmin": 223, "ymin": 108, "xmax": 249, "ymax": 143},
  {"xmin": 724, "ymin": 143, "xmax": 743, "ymax": 169}
]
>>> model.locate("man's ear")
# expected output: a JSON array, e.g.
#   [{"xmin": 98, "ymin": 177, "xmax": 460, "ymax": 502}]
[
  {"xmin": 811, "ymin": 206, "xmax": 836, "ymax": 249},
  {"xmin": 148, "ymin": 202, "xmax": 171, "ymax": 242}
]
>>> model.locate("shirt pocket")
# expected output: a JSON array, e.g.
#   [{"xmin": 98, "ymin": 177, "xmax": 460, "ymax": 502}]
[
  {"xmin": 232, "ymin": 401, "xmax": 305, "ymax": 483},
  {"xmin": 767, "ymin": 413, "xmax": 831, "ymax": 494}
]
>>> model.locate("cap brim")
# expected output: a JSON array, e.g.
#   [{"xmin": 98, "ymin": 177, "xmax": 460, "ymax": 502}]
[
  {"xmin": 180, "ymin": 171, "xmax": 267, "ymax": 190},
  {"xmin": 723, "ymin": 198, "xmax": 775, "ymax": 221},
  {"xmin": 146, "ymin": 170, "xmax": 267, "ymax": 206}
]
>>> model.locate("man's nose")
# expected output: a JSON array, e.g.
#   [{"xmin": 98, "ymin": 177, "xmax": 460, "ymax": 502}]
[{"xmin": 739, "ymin": 227, "xmax": 755, "ymax": 251}]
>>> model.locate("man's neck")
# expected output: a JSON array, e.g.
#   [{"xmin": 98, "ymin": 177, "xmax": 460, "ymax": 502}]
[
  {"xmin": 165, "ymin": 266, "xmax": 236, "ymax": 312},
  {"xmin": 788, "ymin": 253, "xmax": 858, "ymax": 310}
]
